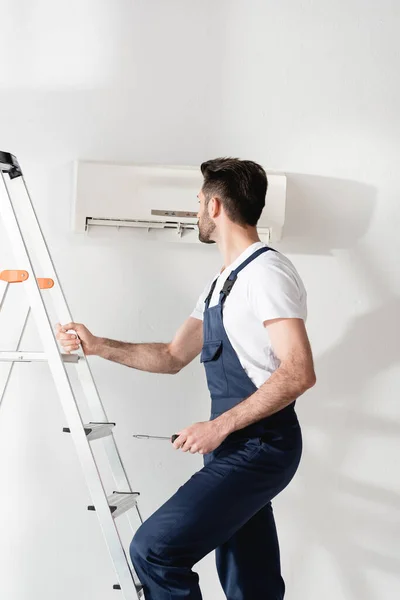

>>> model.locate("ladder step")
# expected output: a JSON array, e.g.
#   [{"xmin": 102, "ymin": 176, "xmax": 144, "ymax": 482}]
[
  {"xmin": 62, "ymin": 353, "xmax": 80, "ymax": 363},
  {"xmin": 63, "ymin": 421, "xmax": 116, "ymax": 441},
  {"xmin": 113, "ymin": 583, "xmax": 144, "ymax": 596},
  {"xmin": 88, "ymin": 491, "xmax": 140, "ymax": 519},
  {"xmin": 0, "ymin": 351, "xmax": 79, "ymax": 363}
]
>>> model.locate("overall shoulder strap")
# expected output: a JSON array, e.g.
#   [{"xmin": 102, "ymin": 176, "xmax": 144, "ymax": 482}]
[
  {"xmin": 219, "ymin": 246, "xmax": 277, "ymax": 305},
  {"xmin": 204, "ymin": 278, "xmax": 218, "ymax": 309}
]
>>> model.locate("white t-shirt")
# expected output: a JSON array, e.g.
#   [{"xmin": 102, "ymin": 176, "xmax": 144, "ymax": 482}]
[{"xmin": 191, "ymin": 242, "xmax": 307, "ymax": 388}]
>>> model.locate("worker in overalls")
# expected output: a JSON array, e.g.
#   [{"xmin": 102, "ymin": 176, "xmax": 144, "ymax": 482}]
[{"xmin": 57, "ymin": 157, "xmax": 316, "ymax": 599}]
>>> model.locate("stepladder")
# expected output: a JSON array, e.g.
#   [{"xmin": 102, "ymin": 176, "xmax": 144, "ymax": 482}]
[{"xmin": 0, "ymin": 151, "xmax": 144, "ymax": 599}]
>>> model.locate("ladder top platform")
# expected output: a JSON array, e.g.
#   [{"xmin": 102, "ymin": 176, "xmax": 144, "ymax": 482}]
[{"xmin": 0, "ymin": 151, "xmax": 22, "ymax": 179}]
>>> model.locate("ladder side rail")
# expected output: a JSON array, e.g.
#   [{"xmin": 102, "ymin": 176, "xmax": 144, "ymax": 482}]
[
  {"xmin": 0, "ymin": 282, "xmax": 10, "ymax": 311},
  {"xmin": 0, "ymin": 172, "xmax": 140, "ymax": 600},
  {"xmin": 15, "ymin": 175, "xmax": 137, "ymax": 499}
]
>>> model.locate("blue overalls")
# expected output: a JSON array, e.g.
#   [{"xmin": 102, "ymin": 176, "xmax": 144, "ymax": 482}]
[{"xmin": 130, "ymin": 246, "xmax": 303, "ymax": 599}]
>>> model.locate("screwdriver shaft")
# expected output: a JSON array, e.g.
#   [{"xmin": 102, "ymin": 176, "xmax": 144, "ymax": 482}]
[
  {"xmin": 133, "ymin": 434, "xmax": 179, "ymax": 443},
  {"xmin": 133, "ymin": 434, "xmax": 170, "ymax": 440}
]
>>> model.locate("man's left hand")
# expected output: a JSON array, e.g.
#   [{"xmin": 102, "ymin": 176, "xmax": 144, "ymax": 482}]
[{"xmin": 173, "ymin": 420, "xmax": 229, "ymax": 454}]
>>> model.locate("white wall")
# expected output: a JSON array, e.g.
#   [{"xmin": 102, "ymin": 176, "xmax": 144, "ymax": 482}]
[{"xmin": 0, "ymin": 1, "xmax": 399, "ymax": 599}]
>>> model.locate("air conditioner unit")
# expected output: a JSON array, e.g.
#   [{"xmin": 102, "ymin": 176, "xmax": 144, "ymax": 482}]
[{"xmin": 72, "ymin": 161, "xmax": 286, "ymax": 243}]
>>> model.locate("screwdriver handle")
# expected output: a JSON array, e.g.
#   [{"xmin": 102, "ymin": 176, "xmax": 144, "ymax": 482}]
[{"xmin": 171, "ymin": 434, "xmax": 179, "ymax": 443}]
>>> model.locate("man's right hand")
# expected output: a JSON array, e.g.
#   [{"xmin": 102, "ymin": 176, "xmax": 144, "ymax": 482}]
[{"xmin": 55, "ymin": 322, "xmax": 99, "ymax": 356}]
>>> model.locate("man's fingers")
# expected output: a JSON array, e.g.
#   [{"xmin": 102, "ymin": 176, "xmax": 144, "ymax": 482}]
[
  {"xmin": 54, "ymin": 322, "xmax": 81, "ymax": 356},
  {"xmin": 173, "ymin": 427, "xmax": 207, "ymax": 454},
  {"xmin": 63, "ymin": 342, "xmax": 80, "ymax": 350},
  {"xmin": 173, "ymin": 433, "xmax": 195, "ymax": 452},
  {"xmin": 56, "ymin": 322, "xmax": 77, "ymax": 336},
  {"xmin": 56, "ymin": 334, "xmax": 80, "ymax": 346},
  {"xmin": 57, "ymin": 332, "xmax": 78, "ymax": 341},
  {"xmin": 181, "ymin": 438, "xmax": 193, "ymax": 452},
  {"xmin": 173, "ymin": 433, "xmax": 185, "ymax": 449}
]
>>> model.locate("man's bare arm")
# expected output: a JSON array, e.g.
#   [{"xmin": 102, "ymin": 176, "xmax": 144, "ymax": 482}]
[
  {"xmin": 56, "ymin": 317, "xmax": 203, "ymax": 374},
  {"xmin": 214, "ymin": 318, "xmax": 316, "ymax": 436}
]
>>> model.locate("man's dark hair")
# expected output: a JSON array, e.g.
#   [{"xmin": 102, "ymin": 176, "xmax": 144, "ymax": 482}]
[{"xmin": 200, "ymin": 157, "xmax": 268, "ymax": 227}]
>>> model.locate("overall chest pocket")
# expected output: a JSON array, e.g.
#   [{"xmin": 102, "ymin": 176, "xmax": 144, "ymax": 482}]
[{"xmin": 200, "ymin": 340, "xmax": 229, "ymax": 397}]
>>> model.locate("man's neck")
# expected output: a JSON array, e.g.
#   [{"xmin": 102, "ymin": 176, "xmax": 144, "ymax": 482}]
[{"xmin": 217, "ymin": 228, "xmax": 261, "ymax": 272}]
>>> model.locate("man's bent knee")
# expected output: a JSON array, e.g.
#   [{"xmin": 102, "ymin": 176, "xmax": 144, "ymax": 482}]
[
  {"xmin": 130, "ymin": 521, "xmax": 170, "ymax": 570},
  {"xmin": 130, "ymin": 524, "xmax": 150, "ymax": 567}
]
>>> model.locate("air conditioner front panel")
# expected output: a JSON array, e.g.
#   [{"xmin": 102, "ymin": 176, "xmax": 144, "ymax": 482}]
[{"xmin": 73, "ymin": 162, "xmax": 203, "ymax": 231}]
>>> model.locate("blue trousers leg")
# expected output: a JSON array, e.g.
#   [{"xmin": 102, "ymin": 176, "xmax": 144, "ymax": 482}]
[
  {"xmin": 130, "ymin": 434, "xmax": 301, "ymax": 599},
  {"xmin": 216, "ymin": 502, "xmax": 285, "ymax": 600}
]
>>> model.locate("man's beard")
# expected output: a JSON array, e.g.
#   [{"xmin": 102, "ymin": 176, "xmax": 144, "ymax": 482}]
[{"xmin": 198, "ymin": 217, "xmax": 216, "ymax": 244}]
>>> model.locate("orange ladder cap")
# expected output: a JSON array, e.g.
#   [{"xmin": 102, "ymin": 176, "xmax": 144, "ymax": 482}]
[
  {"xmin": 37, "ymin": 278, "xmax": 54, "ymax": 289},
  {"xmin": 0, "ymin": 270, "xmax": 29, "ymax": 283}
]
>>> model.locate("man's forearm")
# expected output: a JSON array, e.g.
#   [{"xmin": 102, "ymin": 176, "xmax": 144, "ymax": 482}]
[
  {"xmin": 214, "ymin": 364, "xmax": 316, "ymax": 436},
  {"xmin": 94, "ymin": 338, "xmax": 181, "ymax": 374}
]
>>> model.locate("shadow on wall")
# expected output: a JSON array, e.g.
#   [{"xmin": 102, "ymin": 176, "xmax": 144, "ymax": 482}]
[
  {"xmin": 278, "ymin": 176, "xmax": 400, "ymax": 597},
  {"xmin": 279, "ymin": 174, "xmax": 375, "ymax": 255},
  {"xmin": 294, "ymin": 290, "xmax": 400, "ymax": 598}
]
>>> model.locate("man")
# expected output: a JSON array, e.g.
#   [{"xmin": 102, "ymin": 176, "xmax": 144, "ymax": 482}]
[{"xmin": 57, "ymin": 157, "xmax": 316, "ymax": 599}]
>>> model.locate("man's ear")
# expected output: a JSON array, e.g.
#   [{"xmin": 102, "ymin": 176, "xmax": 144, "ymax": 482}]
[{"xmin": 209, "ymin": 196, "xmax": 222, "ymax": 218}]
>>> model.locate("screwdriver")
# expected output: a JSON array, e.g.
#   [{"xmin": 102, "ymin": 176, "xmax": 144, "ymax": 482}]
[{"xmin": 133, "ymin": 434, "xmax": 179, "ymax": 443}]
